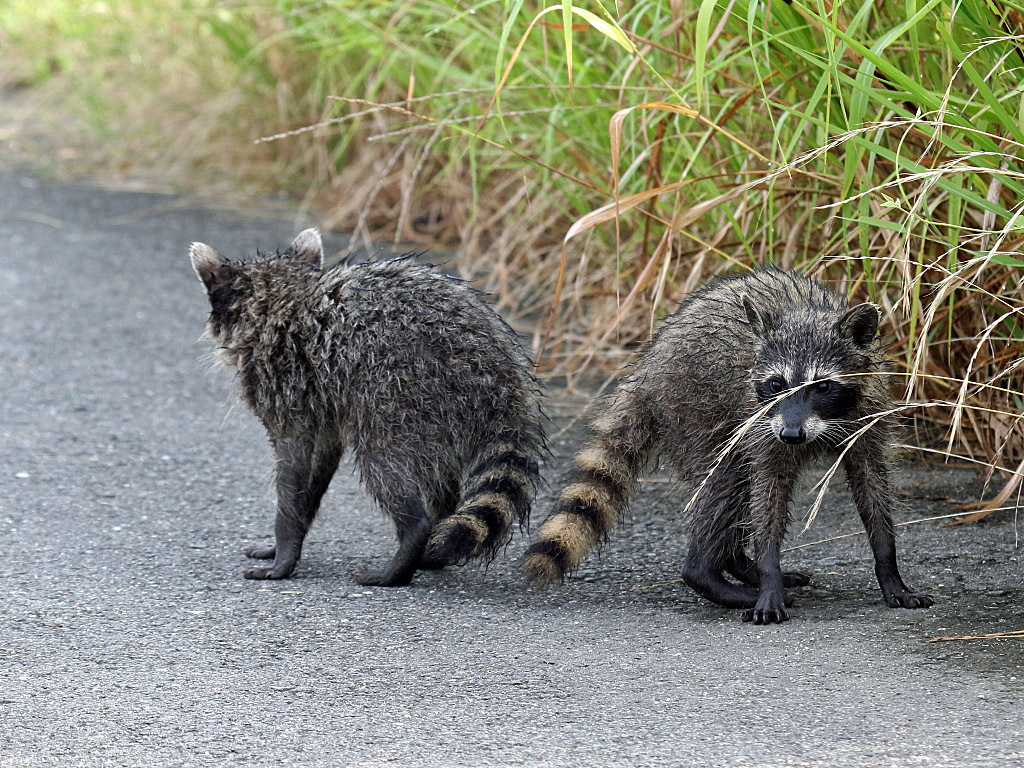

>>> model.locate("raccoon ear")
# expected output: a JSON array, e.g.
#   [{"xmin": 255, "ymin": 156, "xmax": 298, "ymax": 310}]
[
  {"xmin": 837, "ymin": 302, "xmax": 880, "ymax": 347},
  {"xmin": 189, "ymin": 242, "xmax": 233, "ymax": 293},
  {"xmin": 741, "ymin": 293, "xmax": 770, "ymax": 338},
  {"xmin": 286, "ymin": 228, "xmax": 324, "ymax": 268}
]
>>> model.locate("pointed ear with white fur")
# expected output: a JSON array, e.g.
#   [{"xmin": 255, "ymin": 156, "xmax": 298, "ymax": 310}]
[
  {"xmin": 285, "ymin": 228, "xmax": 324, "ymax": 268},
  {"xmin": 189, "ymin": 242, "xmax": 233, "ymax": 293}
]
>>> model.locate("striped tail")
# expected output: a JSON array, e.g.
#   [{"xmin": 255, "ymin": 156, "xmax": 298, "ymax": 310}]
[
  {"xmin": 425, "ymin": 444, "xmax": 539, "ymax": 565},
  {"xmin": 523, "ymin": 408, "xmax": 654, "ymax": 585}
]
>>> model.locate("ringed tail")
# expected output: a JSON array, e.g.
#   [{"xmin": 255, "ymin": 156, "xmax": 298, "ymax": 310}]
[
  {"xmin": 425, "ymin": 443, "xmax": 539, "ymax": 565},
  {"xmin": 523, "ymin": 406, "xmax": 654, "ymax": 585}
]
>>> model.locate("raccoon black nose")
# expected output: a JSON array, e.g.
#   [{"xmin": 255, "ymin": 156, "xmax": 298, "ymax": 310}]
[{"xmin": 779, "ymin": 426, "xmax": 806, "ymax": 445}]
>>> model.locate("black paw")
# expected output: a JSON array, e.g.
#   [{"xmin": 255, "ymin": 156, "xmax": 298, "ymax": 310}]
[
  {"xmin": 884, "ymin": 588, "xmax": 934, "ymax": 609},
  {"xmin": 352, "ymin": 566, "xmax": 413, "ymax": 587},
  {"xmin": 783, "ymin": 570, "xmax": 812, "ymax": 588},
  {"xmin": 742, "ymin": 593, "xmax": 791, "ymax": 624},
  {"xmin": 242, "ymin": 564, "xmax": 294, "ymax": 580},
  {"xmin": 742, "ymin": 606, "xmax": 791, "ymax": 624},
  {"xmin": 417, "ymin": 554, "xmax": 447, "ymax": 571},
  {"xmin": 243, "ymin": 544, "xmax": 276, "ymax": 560}
]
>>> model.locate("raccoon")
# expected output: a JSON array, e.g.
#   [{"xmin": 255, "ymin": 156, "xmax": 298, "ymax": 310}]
[
  {"xmin": 523, "ymin": 267, "xmax": 933, "ymax": 623},
  {"xmin": 189, "ymin": 229, "xmax": 545, "ymax": 586}
]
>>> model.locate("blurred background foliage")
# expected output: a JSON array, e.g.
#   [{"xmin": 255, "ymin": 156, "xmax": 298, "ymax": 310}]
[{"xmin": 4, "ymin": 0, "xmax": 1024, "ymax": 513}]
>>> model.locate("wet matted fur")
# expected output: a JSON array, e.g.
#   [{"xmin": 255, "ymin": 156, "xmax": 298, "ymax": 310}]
[
  {"xmin": 524, "ymin": 267, "xmax": 932, "ymax": 623},
  {"xmin": 190, "ymin": 229, "xmax": 545, "ymax": 586}
]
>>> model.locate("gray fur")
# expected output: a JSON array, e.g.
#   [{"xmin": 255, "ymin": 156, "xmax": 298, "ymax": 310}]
[
  {"xmin": 191, "ymin": 232, "xmax": 545, "ymax": 586},
  {"xmin": 524, "ymin": 267, "xmax": 932, "ymax": 623}
]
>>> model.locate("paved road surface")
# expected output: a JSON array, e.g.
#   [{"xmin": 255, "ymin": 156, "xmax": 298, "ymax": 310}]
[{"xmin": 0, "ymin": 171, "xmax": 1021, "ymax": 767}]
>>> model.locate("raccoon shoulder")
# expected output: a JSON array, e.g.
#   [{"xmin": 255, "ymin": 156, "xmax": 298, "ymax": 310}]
[
  {"xmin": 327, "ymin": 257, "xmax": 529, "ymax": 363},
  {"xmin": 641, "ymin": 272, "xmax": 762, "ymax": 368},
  {"xmin": 728, "ymin": 267, "xmax": 847, "ymax": 315},
  {"xmin": 324, "ymin": 257, "xmax": 477, "ymax": 312}
]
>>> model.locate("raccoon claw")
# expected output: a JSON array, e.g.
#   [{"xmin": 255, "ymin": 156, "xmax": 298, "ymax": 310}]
[
  {"xmin": 352, "ymin": 566, "xmax": 414, "ymax": 587},
  {"xmin": 242, "ymin": 564, "xmax": 294, "ymax": 580},
  {"xmin": 243, "ymin": 544, "xmax": 276, "ymax": 560},
  {"xmin": 884, "ymin": 589, "xmax": 933, "ymax": 609},
  {"xmin": 783, "ymin": 570, "xmax": 812, "ymax": 588},
  {"xmin": 742, "ymin": 606, "xmax": 790, "ymax": 624},
  {"xmin": 742, "ymin": 592, "xmax": 791, "ymax": 624}
]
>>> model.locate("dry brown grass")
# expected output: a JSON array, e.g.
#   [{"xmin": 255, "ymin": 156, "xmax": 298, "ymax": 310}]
[{"xmin": 4, "ymin": 1, "xmax": 1024, "ymax": 522}]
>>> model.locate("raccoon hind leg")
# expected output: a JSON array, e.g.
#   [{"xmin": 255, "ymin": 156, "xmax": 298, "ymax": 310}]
[
  {"xmin": 681, "ymin": 537, "xmax": 759, "ymax": 608},
  {"xmin": 353, "ymin": 493, "xmax": 432, "ymax": 587},
  {"xmin": 418, "ymin": 474, "xmax": 461, "ymax": 571},
  {"xmin": 725, "ymin": 546, "xmax": 812, "ymax": 589}
]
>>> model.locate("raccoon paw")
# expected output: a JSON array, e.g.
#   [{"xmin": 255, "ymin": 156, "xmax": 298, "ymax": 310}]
[
  {"xmin": 884, "ymin": 588, "xmax": 934, "ymax": 609},
  {"xmin": 242, "ymin": 564, "xmax": 295, "ymax": 580},
  {"xmin": 783, "ymin": 570, "xmax": 812, "ymax": 588},
  {"xmin": 742, "ymin": 593, "xmax": 791, "ymax": 624},
  {"xmin": 352, "ymin": 566, "xmax": 414, "ymax": 587},
  {"xmin": 417, "ymin": 553, "xmax": 447, "ymax": 571},
  {"xmin": 243, "ymin": 544, "xmax": 276, "ymax": 560}
]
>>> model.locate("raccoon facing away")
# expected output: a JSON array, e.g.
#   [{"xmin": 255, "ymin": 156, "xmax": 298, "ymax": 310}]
[
  {"xmin": 523, "ymin": 267, "xmax": 933, "ymax": 623},
  {"xmin": 190, "ymin": 229, "xmax": 545, "ymax": 586}
]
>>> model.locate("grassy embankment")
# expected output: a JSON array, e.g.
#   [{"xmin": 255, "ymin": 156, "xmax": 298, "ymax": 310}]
[{"xmin": 4, "ymin": 1, "xmax": 1024, "ymax": 516}]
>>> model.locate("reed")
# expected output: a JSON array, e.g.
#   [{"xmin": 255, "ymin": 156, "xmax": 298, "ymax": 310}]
[{"xmin": 5, "ymin": 1, "xmax": 1024, "ymax": 515}]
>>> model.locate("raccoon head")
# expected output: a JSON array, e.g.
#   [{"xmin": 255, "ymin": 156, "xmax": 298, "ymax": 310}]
[
  {"xmin": 743, "ymin": 295, "xmax": 880, "ymax": 446},
  {"xmin": 189, "ymin": 228, "xmax": 324, "ymax": 358}
]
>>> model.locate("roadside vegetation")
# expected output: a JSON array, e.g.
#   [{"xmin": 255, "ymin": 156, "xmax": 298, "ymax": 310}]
[{"xmin": 4, "ymin": 1, "xmax": 1024, "ymax": 517}]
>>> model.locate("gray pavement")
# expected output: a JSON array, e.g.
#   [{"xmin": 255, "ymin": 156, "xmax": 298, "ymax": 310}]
[{"xmin": 0, "ymin": 170, "xmax": 1021, "ymax": 767}]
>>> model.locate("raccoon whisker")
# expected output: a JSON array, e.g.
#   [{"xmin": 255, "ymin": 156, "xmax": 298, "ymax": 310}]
[
  {"xmin": 817, "ymin": 422, "xmax": 850, "ymax": 449},
  {"xmin": 530, "ymin": 267, "xmax": 926, "ymax": 618}
]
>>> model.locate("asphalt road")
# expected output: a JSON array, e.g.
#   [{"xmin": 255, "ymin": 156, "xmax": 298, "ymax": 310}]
[{"xmin": 0, "ymin": 170, "xmax": 1021, "ymax": 767}]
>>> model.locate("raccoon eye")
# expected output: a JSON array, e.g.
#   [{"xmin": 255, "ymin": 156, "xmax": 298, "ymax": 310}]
[
  {"xmin": 769, "ymin": 377, "xmax": 786, "ymax": 393},
  {"xmin": 815, "ymin": 381, "xmax": 833, "ymax": 394}
]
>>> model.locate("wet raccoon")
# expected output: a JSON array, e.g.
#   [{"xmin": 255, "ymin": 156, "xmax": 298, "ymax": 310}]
[
  {"xmin": 190, "ymin": 229, "xmax": 545, "ymax": 586},
  {"xmin": 524, "ymin": 268, "xmax": 933, "ymax": 623}
]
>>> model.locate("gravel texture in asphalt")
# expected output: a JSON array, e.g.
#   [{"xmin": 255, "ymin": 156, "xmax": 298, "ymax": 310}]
[{"xmin": 0, "ymin": 171, "xmax": 1021, "ymax": 767}]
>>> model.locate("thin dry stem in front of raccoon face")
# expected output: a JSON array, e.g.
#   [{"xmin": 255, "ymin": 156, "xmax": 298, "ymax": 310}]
[
  {"xmin": 681, "ymin": 398, "xmax": 775, "ymax": 518},
  {"xmin": 802, "ymin": 411, "xmax": 890, "ymax": 533},
  {"xmin": 682, "ymin": 370, "xmax": 888, "ymax": 523},
  {"xmin": 798, "ymin": 396, "xmax": 1024, "ymax": 533}
]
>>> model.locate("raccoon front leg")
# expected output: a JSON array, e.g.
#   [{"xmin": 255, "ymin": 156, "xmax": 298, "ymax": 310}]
[
  {"xmin": 682, "ymin": 537, "xmax": 758, "ymax": 608},
  {"xmin": 743, "ymin": 462, "xmax": 799, "ymax": 624},
  {"xmin": 242, "ymin": 436, "xmax": 341, "ymax": 580},
  {"xmin": 352, "ymin": 495, "xmax": 432, "ymax": 587},
  {"xmin": 842, "ymin": 437, "xmax": 934, "ymax": 609}
]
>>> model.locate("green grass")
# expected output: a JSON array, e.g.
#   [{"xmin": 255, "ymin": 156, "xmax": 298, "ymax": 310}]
[{"xmin": 4, "ymin": 0, "xmax": 1024, "ymax": 505}]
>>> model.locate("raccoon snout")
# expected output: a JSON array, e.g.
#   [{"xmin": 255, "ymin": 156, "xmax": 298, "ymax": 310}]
[
  {"xmin": 769, "ymin": 413, "xmax": 807, "ymax": 445},
  {"xmin": 779, "ymin": 425, "xmax": 806, "ymax": 445}
]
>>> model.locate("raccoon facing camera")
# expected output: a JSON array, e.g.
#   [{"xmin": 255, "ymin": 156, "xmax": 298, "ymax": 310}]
[{"xmin": 524, "ymin": 267, "xmax": 932, "ymax": 624}]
